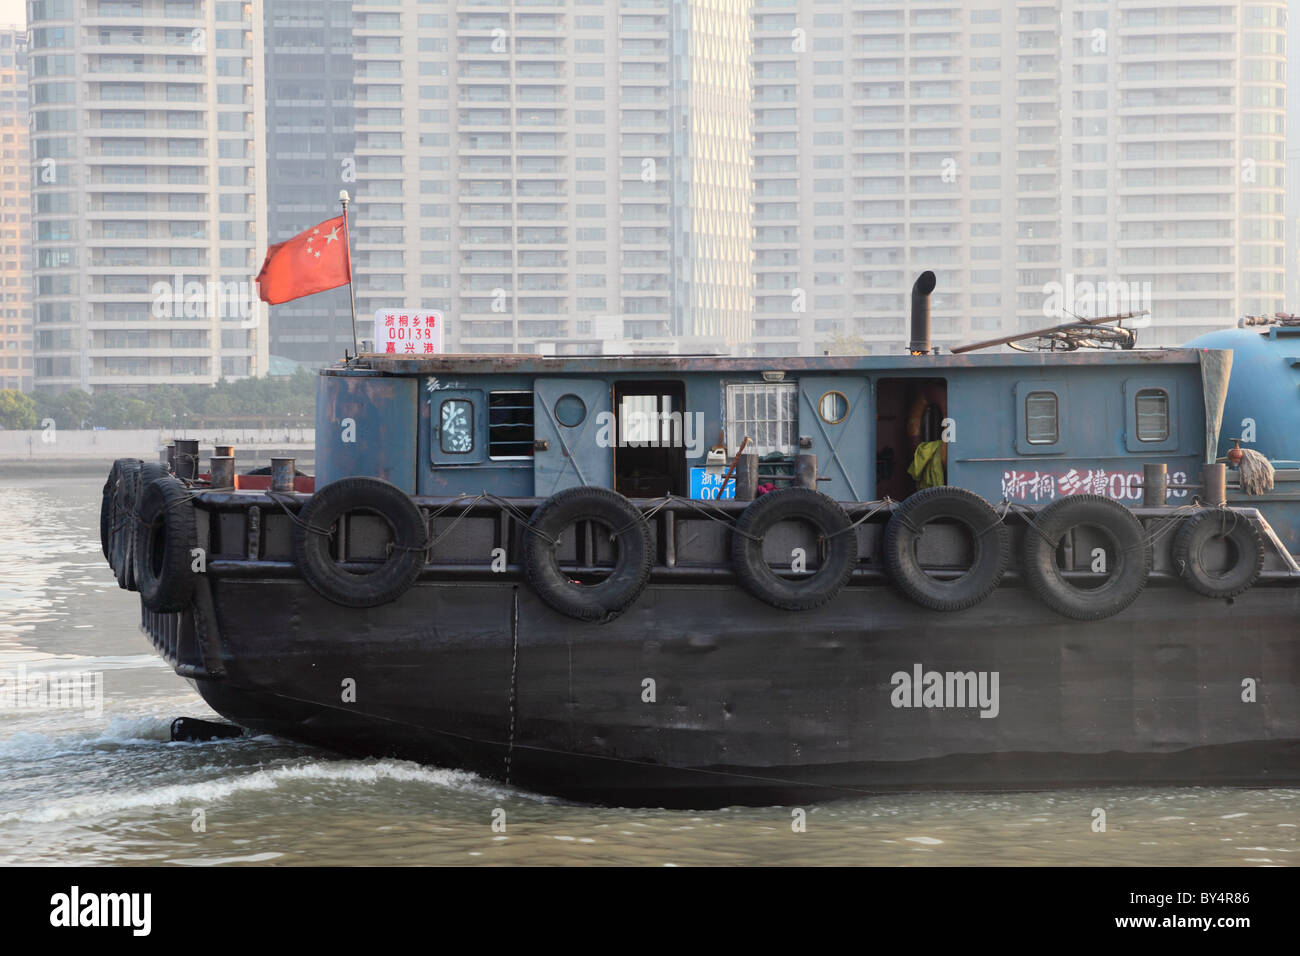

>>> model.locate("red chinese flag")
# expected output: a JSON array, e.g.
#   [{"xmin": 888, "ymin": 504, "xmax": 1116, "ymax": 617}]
[{"xmin": 256, "ymin": 215, "xmax": 351, "ymax": 305}]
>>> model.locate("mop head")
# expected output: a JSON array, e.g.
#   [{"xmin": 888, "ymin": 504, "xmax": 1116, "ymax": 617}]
[{"xmin": 1237, "ymin": 447, "xmax": 1275, "ymax": 496}]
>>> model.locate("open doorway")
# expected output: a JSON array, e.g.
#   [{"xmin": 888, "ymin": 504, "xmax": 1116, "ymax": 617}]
[
  {"xmin": 613, "ymin": 381, "xmax": 687, "ymax": 498},
  {"xmin": 875, "ymin": 378, "xmax": 948, "ymax": 500}
]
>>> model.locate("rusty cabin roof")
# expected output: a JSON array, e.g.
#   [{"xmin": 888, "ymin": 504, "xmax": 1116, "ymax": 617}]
[{"xmin": 338, "ymin": 347, "xmax": 1213, "ymax": 377}]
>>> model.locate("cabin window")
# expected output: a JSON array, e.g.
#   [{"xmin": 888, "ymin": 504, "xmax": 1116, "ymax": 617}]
[
  {"xmin": 726, "ymin": 382, "xmax": 797, "ymax": 456},
  {"xmin": 1134, "ymin": 388, "xmax": 1169, "ymax": 442},
  {"xmin": 553, "ymin": 393, "xmax": 587, "ymax": 428},
  {"xmin": 430, "ymin": 387, "xmax": 486, "ymax": 466},
  {"xmin": 488, "ymin": 390, "xmax": 534, "ymax": 459},
  {"xmin": 817, "ymin": 390, "xmax": 849, "ymax": 425},
  {"xmin": 1014, "ymin": 381, "xmax": 1066, "ymax": 455},
  {"xmin": 439, "ymin": 399, "xmax": 474, "ymax": 455},
  {"xmin": 1025, "ymin": 392, "xmax": 1059, "ymax": 445},
  {"xmin": 1122, "ymin": 378, "xmax": 1176, "ymax": 452}
]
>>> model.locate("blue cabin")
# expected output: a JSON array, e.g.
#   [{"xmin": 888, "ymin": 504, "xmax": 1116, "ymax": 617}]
[{"xmin": 316, "ymin": 348, "xmax": 1227, "ymax": 522}]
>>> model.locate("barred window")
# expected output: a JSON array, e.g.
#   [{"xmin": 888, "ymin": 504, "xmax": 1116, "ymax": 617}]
[
  {"xmin": 726, "ymin": 382, "xmax": 797, "ymax": 457},
  {"xmin": 488, "ymin": 391, "xmax": 534, "ymax": 459}
]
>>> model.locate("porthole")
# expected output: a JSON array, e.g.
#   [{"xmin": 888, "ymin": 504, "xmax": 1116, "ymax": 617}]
[
  {"xmin": 554, "ymin": 393, "xmax": 587, "ymax": 428},
  {"xmin": 818, "ymin": 390, "xmax": 849, "ymax": 424}
]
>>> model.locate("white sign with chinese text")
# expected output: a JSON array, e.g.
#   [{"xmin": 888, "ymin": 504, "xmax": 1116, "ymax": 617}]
[{"xmin": 374, "ymin": 310, "xmax": 445, "ymax": 355}]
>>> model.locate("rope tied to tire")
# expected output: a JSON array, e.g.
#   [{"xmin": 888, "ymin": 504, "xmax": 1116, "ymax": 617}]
[
  {"xmin": 1003, "ymin": 497, "xmax": 1153, "ymax": 554},
  {"xmin": 897, "ymin": 505, "xmax": 1006, "ymax": 541},
  {"xmin": 887, "ymin": 502, "xmax": 997, "ymax": 539},
  {"xmin": 654, "ymin": 493, "xmax": 765, "ymax": 542},
  {"xmin": 1001, "ymin": 500, "xmax": 1068, "ymax": 550},
  {"xmin": 816, "ymin": 496, "xmax": 899, "ymax": 541},
  {"xmin": 975, "ymin": 498, "xmax": 1016, "ymax": 538},
  {"xmin": 1011, "ymin": 497, "xmax": 1220, "ymax": 556},
  {"xmin": 107, "ymin": 490, "xmax": 189, "ymax": 538},
  {"xmin": 892, "ymin": 512, "xmax": 923, "ymax": 537},
  {"xmin": 133, "ymin": 489, "xmax": 202, "ymax": 531},
  {"xmin": 478, "ymin": 492, "xmax": 562, "ymax": 548},
  {"xmin": 544, "ymin": 494, "xmax": 676, "ymax": 550},
  {"xmin": 265, "ymin": 489, "xmax": 338, "ymax": 541},
  {"xmin": 1140, "ymin": 501, "xmax": 1202, "ymax": 551}
]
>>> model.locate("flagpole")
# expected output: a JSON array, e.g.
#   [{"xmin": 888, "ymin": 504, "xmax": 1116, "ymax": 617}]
[{"xmin": 339, "ymin": 189, "xmax": 360, "ymax": 359}]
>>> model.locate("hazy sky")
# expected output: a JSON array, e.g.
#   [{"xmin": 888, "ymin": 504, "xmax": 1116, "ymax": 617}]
[{"xmin": 0, "ymin": 0, "xmax": 21, "ymax": 28}]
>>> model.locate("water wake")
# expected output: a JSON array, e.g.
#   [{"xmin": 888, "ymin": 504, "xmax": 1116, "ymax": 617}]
[{"xmin": 2, "ymin": 754, "xmax": 517, "ymax": 824}]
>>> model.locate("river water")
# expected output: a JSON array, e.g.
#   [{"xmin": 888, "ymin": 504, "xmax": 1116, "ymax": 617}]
[{"xmin": 0, "ymin": 476, "xmax": 1295, "ymax": 866}]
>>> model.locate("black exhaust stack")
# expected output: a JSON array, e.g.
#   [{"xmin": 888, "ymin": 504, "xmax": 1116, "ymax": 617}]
[{"xmin": 909, "ymin": 270, "xmax": 937, "ymax": 355}]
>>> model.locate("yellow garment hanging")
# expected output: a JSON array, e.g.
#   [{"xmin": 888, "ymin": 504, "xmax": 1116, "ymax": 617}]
[{"xmin": 907, "ymin": 440, "xmax": 947, "ymax": 489}]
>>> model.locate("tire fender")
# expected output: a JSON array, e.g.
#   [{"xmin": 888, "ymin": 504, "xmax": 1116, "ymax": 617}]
[
  {"xmin": 292, "ymin": 477, "xmax": 427, "ymax": 609},
  {"xmin": 1021, "ymin": 494, "xmax": 1151, "ymax": 621},
  {"xmin": 731, "ymin": 487, "xmax": 858, "ymax": 611},
  {"xmin": 523, "ymin": 486, "xmax": 653, "ymax": 623},
  {"xmin": 1172, "ymin": 508, "xmax": 1264, "ymax": 599},
  {"xmin": 113, "ymin": 460, "xmax": 166, "ymax": 591},
  {"xmin": 135, "ymin": 475, "xmax": 199, "ymax": 612},
  {"xmin": 884, "ymin": 487, "xmax": 1010, "ymax": 612}
]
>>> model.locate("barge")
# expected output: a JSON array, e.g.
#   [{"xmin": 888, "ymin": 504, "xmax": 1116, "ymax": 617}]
[{"xmin": 101, "ymin": 292, "xmax": 1300, "ymax": 807}]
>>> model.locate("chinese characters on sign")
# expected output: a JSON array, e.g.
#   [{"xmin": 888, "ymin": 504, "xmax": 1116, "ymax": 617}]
[
  {"xmin": 373, "ymin": 310, "xmax": 445, "ymax": 355},
  {"xmin": 1000, "ymin": 467, "xmax": 1188, "ymax": 503},
  {"xmin": 689, "ymin": 468, "xmax": 737, "ymax": 500}
]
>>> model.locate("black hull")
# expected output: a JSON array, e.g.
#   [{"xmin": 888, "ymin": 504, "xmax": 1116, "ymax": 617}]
[{"xmin": 177, "ymin": 575, "xmax": 1300, "ymax": 808}]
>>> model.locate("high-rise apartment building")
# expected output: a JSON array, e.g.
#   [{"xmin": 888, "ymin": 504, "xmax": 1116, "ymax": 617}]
[
  {"xmin": 1059, "ymin": 0, "xmax": 1287, "ymax": 346},
  {"xmin": 1288, "ymin": 2, "xmax": 1300, "ymax": 311},
  {"xmin": 28, "ymin": 0, "xmax": 267, "ymax": 394},
  {"xmin": 262, "ymin": 0, "xmax": 355, "ymax": 370},
  {"xmin": 348, "ymin": 0, "xmax": 752, "ymax": 355},
  {"xmin": 0, "ymin": 27, "xmax": 32, "ymax": 392},
  {"xmin": 751, "ymin": 0, "xmax": 1286, "ymax": 356},
  {"xmin": 22, "ymin": 1, "xmax": 1288, "ymax": 378},
  {"xmin": 751, "ymin": 0, "xmax": 1061, "ymax": 357}
]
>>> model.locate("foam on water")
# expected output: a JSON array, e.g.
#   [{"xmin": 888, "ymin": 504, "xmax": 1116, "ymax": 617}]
[
  {"xmin": 172, "ymin": 852, "xmax": 286, "ymax": 866},
  {"xmin": 0, "ymin": 715, "xmax": 177, "ymax": 759},
  {"xmin": 3, "ymin": 757, "xmax": 507, "ymax": 824}
]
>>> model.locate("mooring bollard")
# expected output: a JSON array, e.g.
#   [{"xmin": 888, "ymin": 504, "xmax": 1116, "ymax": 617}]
[
  {"xmin": 1202, "ymin": 462, "xmax": 1227, "ymax": 506},
  {"xmin": 1142, "ymin": 463, "xmax": 1167, "ymax": 507},
  {"xmin": 271, "ymin": 457, "xmax": 296, "ymax": 493},
  {"xmin": 209, "ymin": 456, "xmax": 235, "ymax": 490},
  {"xmin": 165, "ymin": 442, "xmax": 176, "ymax": 472},
  {"xmin": 175, "ymin": 439, "xmax": 200, "ymax": 480},
  {"xmin": 735, "ymin": 452, "xmax": 759, "ymax": 501},
  {"xmin": 214, "ymin": 444, "xmax": 234, "ymax": 459},
  {"xmin": 795, "ymin": 453, "xmax": 818, "ymax": 491}
]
